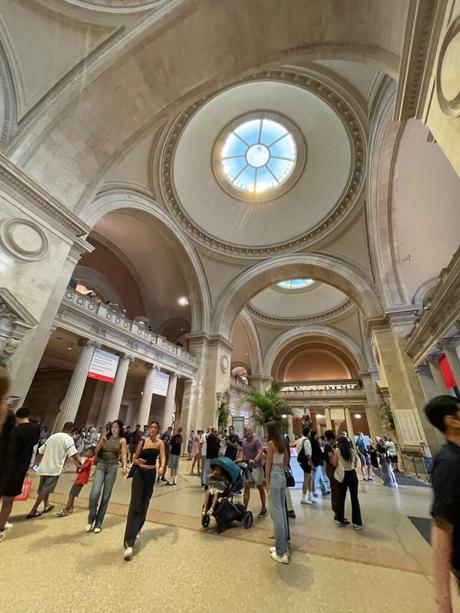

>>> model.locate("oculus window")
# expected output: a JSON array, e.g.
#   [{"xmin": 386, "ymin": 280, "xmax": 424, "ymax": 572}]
[
  {"xmin": 213, "ymin": 112, "xmax": 305, "ymax": 202},
  {"xmin": 276, "ymin": 279, "xmax": 315, "ymax": 291}
]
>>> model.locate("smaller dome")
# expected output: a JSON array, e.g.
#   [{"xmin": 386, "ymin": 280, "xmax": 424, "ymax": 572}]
[{"xmin": 276, "ymin": 279, "xmax": 315, "ymax": 290}]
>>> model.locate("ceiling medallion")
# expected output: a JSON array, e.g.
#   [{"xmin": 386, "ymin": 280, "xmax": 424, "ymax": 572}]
[{"xmin": 159, "ymin": 69, "xmax": 366, "ymax": 258}]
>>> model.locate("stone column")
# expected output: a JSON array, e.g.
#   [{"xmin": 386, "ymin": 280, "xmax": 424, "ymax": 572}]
[
  {"xmin": 104, "ymin": 354, "xmax": 132, "ymax": 424},
  {"xmin": 360, "ymin": 373, "xmax": 386, "ymax": 440},
  {"xmin": 324, "ymin": 407, "xmax": 332, "ymax": 431},
  {"xmin": 414, "ymin": 363, "xmax": 446, "ymax": 452},
  {"xmin": 415, "ymin": 363, "xmax": 439, "ymax": 402},
  {"xmin": 137, "ymin": 365, "xmax": 156, "ymax": 428},
  {"xmin": 286, "ymin": 415, "xmax": 294, "ymax": 438},
  {"xmin": 345, "ymin": 407, "xmax": 355, "ymax": 441},
  {"xmin": 427, "ymin": 354, "xmax": 448, "ymax": 394},
  {"xmin": 442, "ymin": 340, "xmax": 460, "ymax": 390},
  {"xmin": 86, "ymin": 379, "xmax": 106, "ymax": 427},
  {"xmin": 54, "ymin": 339, "xmax": 98, "ymax": 432},
  {"xmin": 162, "ymin": 373, "xmax": 178, "ymax": 432}
]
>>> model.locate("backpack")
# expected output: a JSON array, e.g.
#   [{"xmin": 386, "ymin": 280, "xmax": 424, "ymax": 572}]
[{"xmin": 297, "ymin": 438, "xmax": 311, "ymax": 471}]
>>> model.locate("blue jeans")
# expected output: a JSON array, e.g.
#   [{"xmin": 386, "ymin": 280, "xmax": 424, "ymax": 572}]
[
  {"xmin": 269, "ymin": 466, "xmax": 289, "ymax": 556},
  {"xmin": 201, "ymin": 456, "xmax": 209, "ymax": 486},
  {"xmin": 88, "ymin": 463, "xmax": 118, "ymax": 528},
  {"xmin": 313, "ymin": 465, "xmax": 331, "ymax": 493}
]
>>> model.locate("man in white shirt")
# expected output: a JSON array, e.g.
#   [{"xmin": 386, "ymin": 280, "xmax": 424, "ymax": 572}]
[
  {"xmin": 27, "ymin": 421, "xmax": 82, "ymax": 519},
  {"xmin": 296, "ymin": 427, "xmax": 315, "ymax": 505}
]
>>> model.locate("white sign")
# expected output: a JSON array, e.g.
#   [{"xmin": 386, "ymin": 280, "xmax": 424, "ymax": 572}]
[
  {"xmin": 396, "ymin": 410, "xmax": 423, "ymax": 445},
  {"xmin": 153, "ymin": 370, "xmax": 170, "ymax": 397},
  {"xmin": 88, "ymin": 349, "xmax": 120, "ymax": 383}
]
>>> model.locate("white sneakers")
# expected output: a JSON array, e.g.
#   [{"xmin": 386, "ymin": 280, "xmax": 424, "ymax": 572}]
[
  {"xmin": 270, "ymin": 551, "xmax": 289, "ymax": 564},
  {"xmin": 93, "ymin": 527, "xmax": 101, "ymax": 534},
  {"xmin": 301, "ymin": 493, "xmax": 316, "ymax": 505},
  {"xmin": 123, "ymin": 547, "xmax": 133, "ymax": 561},
  {"xmin": 85, "ymin": 523, "xmax": 93, "ymax": 532}
]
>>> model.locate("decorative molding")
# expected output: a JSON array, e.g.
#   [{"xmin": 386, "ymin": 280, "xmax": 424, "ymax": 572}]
[
  {"xmin": 0, "ymin": 154, "xmax": 90, "ymax": 237},
  {"xmin": 0, "ymin": 287, "xmax": 38, "ymax": 361},
  {"xmin": 62, "ymin": 0, "xmax": 165, "ymax": 11},
  {"xmin": 159, "ymin": 68, "xmax": 366, "ymax": 258},
  {"xmin": 0, "ymin": 217, "xmax": 48, "ymax": 261},
  {"xmin": 436, "ymin": 15, "xmax": 460, "ymax": 117},
  {"xmin": 406, "ymin": 246, "xmax": 460, "ymax": 365},
  {"xmin": 247, "ymin": 299, "xmax": 354, "ymax": 327},
  {"xmin": 394, "ymin": 0, "xmax": 441, "ymax": 120}
]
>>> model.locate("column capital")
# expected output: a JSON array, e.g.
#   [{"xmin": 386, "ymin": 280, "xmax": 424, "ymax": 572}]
[
  {"xmin": 441, "ymin": 336, "xmax": 460, "ymax": 350},
  {"xmin": 78, "ymin": 338, "xmax": 100, "ymax": 349},
  {"xmin": 414, "ymin": 362, "xmax": 431, "ymax": 376}
]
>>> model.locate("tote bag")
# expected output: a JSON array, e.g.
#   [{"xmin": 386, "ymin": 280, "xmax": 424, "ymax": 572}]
[
  {"xmin": 15, "ymin": 479, "xmax": 32, "ymax": 502},
  {"xmin": 334, "ymin": 455, "xmax": 345, "ymax": 483}
]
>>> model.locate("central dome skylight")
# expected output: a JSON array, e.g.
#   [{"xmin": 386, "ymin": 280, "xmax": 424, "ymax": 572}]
[
  {"xmin": 277, "ymin": 279, "xmax": 315, "ymax": 290},
  {"xmin": 213, "ymin": 112, "xmax": 305, "ymax": 203}
]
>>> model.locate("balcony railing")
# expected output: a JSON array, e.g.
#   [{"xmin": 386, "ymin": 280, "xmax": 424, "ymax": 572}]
[
  {"xmin": 280, "ymin": 380, "xmax": 364, "ymax": 398},
  {"xmin": 63, "ymin": 287, "xmax": 197, "ymax": 364}
]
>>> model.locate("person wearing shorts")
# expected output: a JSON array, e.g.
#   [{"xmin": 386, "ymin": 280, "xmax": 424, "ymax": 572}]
[
  {"xmin": 27, "ymin": 421, "xmax": 82, "ymax": 519},
  {"xmin": 242, "ymin": 427, "xmax": 267, "ymax": 519},
  {"xmin": 356, "ymin": 433, "xmax": 373, "ymax": 481},
  {"xmin": 57, "ymin": 447, "xmax": 95, "ymax": 517},
  {"xmin": 167, "ymin": 427, "xmax": 183, "ymax": 486}
]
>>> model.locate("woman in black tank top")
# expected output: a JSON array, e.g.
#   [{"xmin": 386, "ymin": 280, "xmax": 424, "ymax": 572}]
[{"xmin": 123, "ymin": 420, "xmax": 166, "ymax": 560}]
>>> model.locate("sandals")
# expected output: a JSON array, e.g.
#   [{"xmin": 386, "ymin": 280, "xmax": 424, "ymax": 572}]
[
  {"xmin": 43, "ymin": 505, "xmax": 55, "ymax": 514},
  {"xmin": 26, "ymin": 511, "xmax": 42, "ymax": 519}
]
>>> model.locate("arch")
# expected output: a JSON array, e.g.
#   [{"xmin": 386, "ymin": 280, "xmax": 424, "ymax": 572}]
[
  {"xmin": 0, "ymin": 36, "xmax": 18, "ymax": 147},
  {"xmin": 412, "ymin": 277, "xmax": 439, "ymax": 308},
  {"xmin": 263, "ymin": 324, "xmax": 367, "ymax": 377},
  {"xmin": 73, "ymin": 265, "xmax": 124, "ymax": 308},
  {"xmin": 81, "ymin": 188, "xmax": 211, "ymax": 334},
  {"xmin": 237, "ymin": 310, "xmax": 263, "ymax": 375},
  {"xmin": 212, "ymin": 254, "xmax": 383, "ymax": 341},
  {"xmin": 12, "ymin": 0, "xmax": 408, "ymax": 207}
]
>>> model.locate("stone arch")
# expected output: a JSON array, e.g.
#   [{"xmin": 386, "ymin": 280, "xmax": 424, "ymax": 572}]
[
  {"xmin": 80, "ymin": 189, "xmax": 211, "ymax": 334},
  {"xmin": 263, "ymin": 324, "xmax": 367, "ymax": 378},
  {"xmin": 212, "ymin": 254, "xmax": 383, "ymax": 341},
  {"xmin": 237, "ymin": 310, "xmax": 263, "ymax": 375},
  {"xmin": 0, "ymin": 37, "xmax": 18, "ymax": 147},
  {"xmin": 73, "ymin": 265, "xmax": 124, "ymax": 308},
  {"xmin": 12, "ymin": 0, "xmax": 408, "ymax": 207}
]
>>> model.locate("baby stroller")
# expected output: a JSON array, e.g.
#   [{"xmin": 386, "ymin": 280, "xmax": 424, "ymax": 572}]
[{"xmin": 201, "ymin": 457, "xmax": 254, "ymax": 533}]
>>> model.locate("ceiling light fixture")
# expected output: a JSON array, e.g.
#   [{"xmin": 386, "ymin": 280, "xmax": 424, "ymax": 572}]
[
  {"xmin": 67, "ymin": 347, "xmax": 72, "ymax": 350},
  {"xmin": 178, "ymin": 297, "xmax": 189, "ymax": 306},
  {"xmin": 354, "ymin": 413, "xmax": 362, "ymax": 419}
]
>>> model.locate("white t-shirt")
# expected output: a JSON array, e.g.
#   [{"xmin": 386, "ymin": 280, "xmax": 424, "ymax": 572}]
[
  {"xmin": 200, "ymin": 433, "xmax": 207, "ymax": 456},
  {"xmin": 38, "ymin": 432, "xmax": 78, "ymax": 476},
  {"xmin": 297, "ymin": 436, "xmax": 312, "ymax": 457}
]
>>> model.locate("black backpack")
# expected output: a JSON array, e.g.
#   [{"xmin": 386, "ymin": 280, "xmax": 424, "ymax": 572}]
[{"xmin": 297, "ymin": 438, "xmax": 311, "ymax": 471}]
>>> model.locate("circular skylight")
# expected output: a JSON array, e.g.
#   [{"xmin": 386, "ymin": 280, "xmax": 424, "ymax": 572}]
[
  {"xmin": 277, "ymin": 279, "xmax": 315, "ymax": 290},
  {"xmin": 213, "ymin": 112, "xmax": 305, "ymax": 202}
]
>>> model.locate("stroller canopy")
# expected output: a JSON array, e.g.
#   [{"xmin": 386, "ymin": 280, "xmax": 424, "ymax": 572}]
[{"xmin": 210, "ymin": 457, "xmax": 241, "ymax": 486}]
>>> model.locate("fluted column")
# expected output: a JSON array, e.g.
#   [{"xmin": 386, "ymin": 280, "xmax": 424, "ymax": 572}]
[
  {"xmin": 286, "ymin": 415, "xmax": 294, "ymax": 438},
  {"xmin": 54, "ymin": 339, "xmax": 99, "ymax": 432},
  {"xmin": 442, "ymin": 340, "xmax": 460, "ymax": 391},
  {"xmin": 427, "ymin": 354, "xmax": 448, "ymax": 394},
  {"xmin": 137, "ymin": 364, "xmax": 156, "ymax": 428},
  {"xmin": 324, "ymin": 407, "xmax": 332, "ymax": 431},
  {"xmin": 104, "ymin": 354, "xmax": 132, "ymax": 424},
  {"xmin": 345, "ymin": 407, "xmax": 355, "ymax": 441},
  {"xmin": 162, "ymin": 373, "xmax": 178, "ymax": 432}
]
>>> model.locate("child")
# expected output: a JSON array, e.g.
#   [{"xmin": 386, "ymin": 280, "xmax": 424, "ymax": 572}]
[
  {"xmin": 56, "ymin": 447, "xmax": 95, "ymax": 517},
  {"xmin": 202, "ymin": 465, "xmax": 229, "ymax": 516}
]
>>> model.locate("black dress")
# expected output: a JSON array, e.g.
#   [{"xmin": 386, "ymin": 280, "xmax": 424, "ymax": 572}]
[{"xmin": 0, "ymin": 421, "xmax": 40, "ymax": 497}]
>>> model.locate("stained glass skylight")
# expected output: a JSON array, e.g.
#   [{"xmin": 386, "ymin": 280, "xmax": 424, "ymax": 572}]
[
  {"xmin": 277, "ymin": 279, "xmax": 315, "ymax": 290},
  {"xmin": 220, "ymin": 118, "xmax": 297, "ymax": 194}
]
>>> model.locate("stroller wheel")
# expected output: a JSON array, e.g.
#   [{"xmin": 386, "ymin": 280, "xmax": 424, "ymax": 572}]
[
  {"xmin": 243, "ymin": 511, "xmax": 254, "ymax": 529},
  {"xmin": 201, "ymin": 513, "xmax": 210, "ymax": 528}
]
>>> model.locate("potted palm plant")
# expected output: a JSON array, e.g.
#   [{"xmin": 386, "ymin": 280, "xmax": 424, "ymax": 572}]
[{"xmin": 246, "ymin": 382, "xmax": 292, "ymax": 429}]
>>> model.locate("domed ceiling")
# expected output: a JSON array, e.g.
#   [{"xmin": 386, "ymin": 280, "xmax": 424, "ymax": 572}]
[
  {"xmin": 248, "ymin": 281, "xmax": 351, "ymax": 325},
  {"xmin": 160, "ymin": 69, "xmax": 366, "ymax": 258}
]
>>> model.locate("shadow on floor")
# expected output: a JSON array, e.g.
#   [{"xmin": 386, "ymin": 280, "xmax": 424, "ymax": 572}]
[{"xmin": 408, "ymin": 516, "xmax": 432, "ymax": 545}]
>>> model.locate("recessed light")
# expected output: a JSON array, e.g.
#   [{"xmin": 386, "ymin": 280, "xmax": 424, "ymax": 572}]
[
  {"xmin": 354, "ymin": 413, "xmax": 362, "ymax": 419},
  {"xmin": 178, "ymin": 297, "xmax": 189, "ymax": 306},
  {"xmin": 67, "ymin": 347, "xmax": 72, "ymax": 350}
]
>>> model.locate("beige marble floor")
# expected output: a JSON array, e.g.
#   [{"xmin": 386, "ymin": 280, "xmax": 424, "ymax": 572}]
[{"xmin": 1, "ymin": 462, "xmax": 459, "ymax": 613}]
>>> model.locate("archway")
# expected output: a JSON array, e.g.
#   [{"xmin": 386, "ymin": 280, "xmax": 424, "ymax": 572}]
[{"xmin": 211, "ymin": 254, "xmax": 382, "ymax": 340}]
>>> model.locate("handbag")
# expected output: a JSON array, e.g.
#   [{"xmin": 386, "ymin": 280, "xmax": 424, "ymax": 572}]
[
  {"xmin": 127, "ymin": 440, "xmax": 145, "ymax": 478},
  {"xmin": 15, "ymin": 479, "xmax": 32, "ymax": 501},
  {"xmin": 334, "ymin": 455, "xmax": 345, "ymax": 483},
  {"xmin": 284, "ymin": 466, "xmax": 295, "ymax": 488}
]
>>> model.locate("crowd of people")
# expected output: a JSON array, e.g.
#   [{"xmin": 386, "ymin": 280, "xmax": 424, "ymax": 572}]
[{"xmin": 0, "ymin": 363, "xmax": 459, "ymax": 606}]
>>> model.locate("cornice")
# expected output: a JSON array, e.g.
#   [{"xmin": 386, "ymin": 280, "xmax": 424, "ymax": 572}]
[
  {"xmin": 0, "ymin": 154, "xmax": 90, "ymax": 237},
  {"xmin": 159, "ymin": 68, "xmax": 367, "ymax": 259},
  {"xmin": 406, "ymin": 246, "xmax": 460, "ymax": 364},
  {"xmin": 394, "ymin": 0, "xmax": 442, "ymax": 120},
  {"xmin": 247, "ymin": 299, "xmax": 354, "ymax": 327}
]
